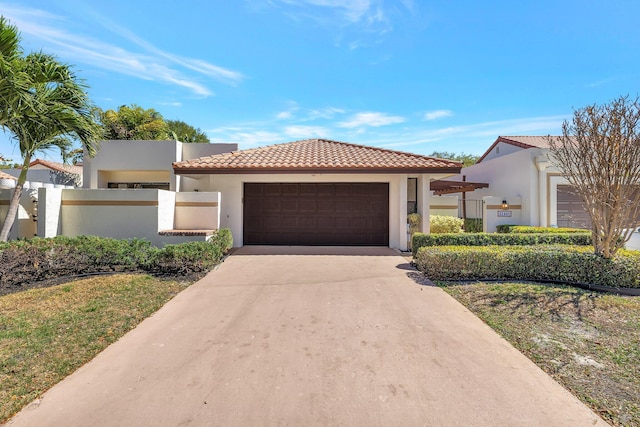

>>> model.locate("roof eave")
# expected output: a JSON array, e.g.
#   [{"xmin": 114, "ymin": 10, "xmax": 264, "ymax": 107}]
[{"xmin": 173, "ymin": 166, "xmax": 462, "ymax": 175}]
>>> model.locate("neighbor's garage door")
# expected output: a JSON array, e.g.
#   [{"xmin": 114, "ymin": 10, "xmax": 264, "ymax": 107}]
[
  {"xmin": 557, "ymin": 185, "xmax": 591, "ymax": 229},
  {"xmin": 243, "ymin": 183, "xmax": 389, "ymax": 245}
]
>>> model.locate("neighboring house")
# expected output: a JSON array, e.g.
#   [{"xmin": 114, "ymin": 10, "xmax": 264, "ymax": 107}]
[
  {"xmin": 5, "ymin": 159, "xmax": 83, "ymax": 187},
  {"xmin": 173, "ymin": 138, "xmax": 461, "ymax": 249},
  {"xmin": 445, "ymin": 136, "xmax": 594, "ymax": 231}
]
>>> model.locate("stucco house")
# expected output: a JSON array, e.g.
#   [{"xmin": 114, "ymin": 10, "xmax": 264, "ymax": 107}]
[
  {"xmin": 441, "ymin": 136, "xmax": 587, "ymax": 231},
  {"xmin": 4, "ymin": 159, "xmax": 83, "ymax": 188},
  {"xmin": 16, "ymin": 138, "xmax": 460, "ymax": 249},
  {"xmin": 173, "ymin": 139, "xmax": 462, "ymax": 249},
  {"xmin": 444, "ymin": 135, "xmax": 640, "ymax": 238}
]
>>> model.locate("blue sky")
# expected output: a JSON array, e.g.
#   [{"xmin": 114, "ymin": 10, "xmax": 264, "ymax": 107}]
[{"xmin": 1, "ymin": 0, "xmax": 639, "ymax": 162}]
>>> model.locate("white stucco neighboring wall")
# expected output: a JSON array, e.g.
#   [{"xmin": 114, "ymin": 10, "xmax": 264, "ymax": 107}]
[
  {"xmin": 190, "ymin": 172, "xmax": 448, "ymax": 250},
  {"xmin": 480, "ymin": 141, "xmax": 527, "ymax": 162}
]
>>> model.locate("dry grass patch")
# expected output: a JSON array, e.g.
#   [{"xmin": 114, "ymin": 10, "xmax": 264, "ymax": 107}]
[
  {"xmin": 442, "ymin": 282, "xmax": 640, "ymax": 426},
  {"xmin": 0, "ymin": 274, "xmax": 190, "ymax": 423}
]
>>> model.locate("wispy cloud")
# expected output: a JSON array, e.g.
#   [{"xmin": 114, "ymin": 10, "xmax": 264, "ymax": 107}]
[
  {"xmin": 256, "ymin": 0, "xmax": 415, "ymax": 48},
  {"xmin": 586, "ymin": 77, "xmax": 615, "ymax": 88},
  {"xmin": 423, "ymin": 109, "xmax": 453, "ymax": 121},
  {"xmin": 0, "ymin": 3, "xmax": 244, "ymax": 96},
  {"xmin": 158, "ymin": 101, "xmax": 183, "ymax": 107},
  {"xmin": 284, "ymin": 125, "xmax": 328, "ymax": 138},
  {"xmin": 338, "ymin": 111, "xmax": 405, "ymax": 128}
]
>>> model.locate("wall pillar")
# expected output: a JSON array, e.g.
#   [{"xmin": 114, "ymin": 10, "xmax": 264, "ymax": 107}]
[{"xmin": 418, "ymin": 175, "xmax": 431, "ymax": 234}]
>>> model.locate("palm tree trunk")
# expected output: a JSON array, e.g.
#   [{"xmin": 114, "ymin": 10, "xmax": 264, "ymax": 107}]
[{"xmin": 0, "ymin": 154, "xmax": 30, "ymax": 241}]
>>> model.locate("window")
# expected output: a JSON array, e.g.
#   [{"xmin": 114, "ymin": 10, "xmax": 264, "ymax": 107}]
[{"xmin": 107, "ymin": 182, "xmax": 170, "ymax": 190}]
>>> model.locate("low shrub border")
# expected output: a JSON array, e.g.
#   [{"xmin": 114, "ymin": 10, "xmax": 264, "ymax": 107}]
[
  {"xmin": 414, "ymin": 245, "xmax": 640, "ymax": 290},
  {"xmin": 412, "ymin": 232, "xmax": 592, "ymax": 254},
  {"xmin": 496, "ymin": 225, "xmax": 590, "ymax": 234},
  {"xmin": 0, "ymin": 229, "xmax": 233, "ymax": 292}
]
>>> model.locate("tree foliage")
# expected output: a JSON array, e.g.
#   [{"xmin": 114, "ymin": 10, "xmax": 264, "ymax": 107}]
[
  {"xmin": 428, "ymin": 151, "xmax": 479, "ymax": 167},
  {"xmin": 0, "ymin": 18, "xmax": 102, "ymax": 241},
  {"xmin": 166, "ymin": 119, "xmax": 209, "ymax": 143},
  {"xmin": 548, "ymin": 95, "xmax": 640, "ymax": 258},
  {"xmin": 99, "ymin": 105, "xmax": 209, "ymax": 143},
  {"xmin": 100, "ymin": 104, "xmax": 169, "ymax": 140}
]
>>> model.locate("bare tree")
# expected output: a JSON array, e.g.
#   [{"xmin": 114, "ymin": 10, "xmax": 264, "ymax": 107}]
[{"xmin": 548, "ymin": 95, "xmax": 640, "ymax": 258}]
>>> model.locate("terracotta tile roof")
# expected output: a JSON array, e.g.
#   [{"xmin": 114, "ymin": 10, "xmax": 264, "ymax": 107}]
[
  {"xmin": 173, "ymin": 139, "xmax": 462, "ymax": 174},
  {"xmin": 0, "ymin": 170, "xmax": 16, "ymax": 180},
  {"xmin": 28, "ymin": 159, "xmax": 82, "ymax": 175},
  {"xmin": 477, "ymin": 136, "xmax": 562, "ymax": 163}
]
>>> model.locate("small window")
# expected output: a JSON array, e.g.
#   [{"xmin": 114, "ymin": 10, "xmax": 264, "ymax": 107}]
[{"xmin": 107, "ymin": 182, "xmax": 170, "ymax": 190}]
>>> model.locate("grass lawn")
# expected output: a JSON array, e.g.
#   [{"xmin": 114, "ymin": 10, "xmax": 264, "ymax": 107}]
[
  {"xmin": 442, "ymin": 282, "xmax": 640, "ymax": 427},
  {"xmin": 0, "ymin": 274, "xmax": 191, "ymax": 423}
]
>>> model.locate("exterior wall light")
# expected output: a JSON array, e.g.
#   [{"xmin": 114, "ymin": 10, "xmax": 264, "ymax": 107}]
[{"xmin": 501, "ymin": 200, "xmax": 509, "ymax": 210}]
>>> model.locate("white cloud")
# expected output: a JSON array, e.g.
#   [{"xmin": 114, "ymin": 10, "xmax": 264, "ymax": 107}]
[
  {"xmin": 284, "ymin": 125, "xmax": 328, "ymax": 138},
  {"xmin": 338, "ymin": 112, "xmax": 405, "ymax": 128},
  {"xmin": 423, "ymin": 109, "xmax": 453, "ymax": 121},
  {"xmin": 0, "ymin": 4, "xmax": 244, "ymax": 96},
  {"xmin": 158, "ymin": 101, "xmax": 182, "ymax": 107}
]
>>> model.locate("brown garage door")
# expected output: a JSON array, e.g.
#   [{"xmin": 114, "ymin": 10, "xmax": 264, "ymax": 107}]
[
  {"xmin": 244, "ymin": 183, "xmax": 389, "ymax": 245},
  {"xmin": 557, "ymin": 185, "xmax": 591, "ymax": 229}
]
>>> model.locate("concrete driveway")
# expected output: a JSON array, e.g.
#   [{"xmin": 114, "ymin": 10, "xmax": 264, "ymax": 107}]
[{"xmin": 8, "ymin": 246, "xmax": 606, "ymax": 426}]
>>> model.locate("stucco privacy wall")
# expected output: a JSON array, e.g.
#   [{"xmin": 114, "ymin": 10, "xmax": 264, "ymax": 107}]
[
  {"xmin": 0, "ymin": 188, "xmax": 38, "ymax": 239},
  {"xmin": 182, "ymin": 173, "xmax": 442, "ymax": 250},
  {"xmin": 174, "ymin": 192, "xmax": 220, "ymax": 230},
  {"xmin": 58, "ymin": 189, "xmax": 173, "ymax": 246},
  {"xmin": 430, "ymin": 195, "xmax": 458, "ymax": 217},
  {"xmin": 37, "ymin": 188, "xmax": 221, "ymax": 245}
]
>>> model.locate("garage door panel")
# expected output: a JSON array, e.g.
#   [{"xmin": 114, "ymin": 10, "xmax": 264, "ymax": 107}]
[
  {"xmin": 264, "ymin": 183, "xmax": 282, "ymax": 196},
  {"xmin": 243, "ymin": 183, "xmax": 389, "ymax": 246},
  {"xmin": 281, "ymin": 199, "xmax": 298, "ymax": 212}
]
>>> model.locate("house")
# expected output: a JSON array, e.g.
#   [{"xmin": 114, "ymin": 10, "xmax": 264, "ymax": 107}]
[
  {"xmin": 4, "ymin": 139, "xmax": 462, "ymax": 248},
  {"xmin": 4, "ymin": 159, "xmax": 83, "ymax": 187},
  {"xmin": 173, "ymin": 138, "xmax": 461, "ymax": 249},
  {"xmin": 442, "ymin": 136, "xmax": 640, "ymax": 235}
]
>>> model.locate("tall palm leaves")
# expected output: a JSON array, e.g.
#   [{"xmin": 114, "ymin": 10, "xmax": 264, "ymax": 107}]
[{"xmin": 0, "ymin": 18, "xmax": 102, "ymax": 241}]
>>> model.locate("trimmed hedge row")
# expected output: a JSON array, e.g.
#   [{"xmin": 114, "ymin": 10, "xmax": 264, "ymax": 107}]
[
  {"xmin": 496, "ymin": 225, "xmax": 590, "ymax": 234},
  {"xmin": 414, "ymin": 245, "xmax": 640, "ymax": 288},
  {"xmin": 412, "ymin": 232, "xmax": 592, "ymax": 255},
  {"xmin": 0, "ymin": 230, "xmax": 233, "ymax": 288}
]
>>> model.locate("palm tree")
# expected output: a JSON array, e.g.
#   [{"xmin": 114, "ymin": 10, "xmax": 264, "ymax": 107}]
[
  {"xmin": 0, "ymin": 50, "xmax": 102, "ymax": 241},
  {"xmin": 0, "ymin": 16, "xmax": 30, "ymax": 126}
]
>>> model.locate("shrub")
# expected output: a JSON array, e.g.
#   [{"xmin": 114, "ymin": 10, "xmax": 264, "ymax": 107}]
[
  {"xmin": 0, "ymin": 230, "xmax": 233, "ymax": 288},
  {"xmin": 414, "ymin": 245, "xmax": 640, "ymax": 288},
  {"xmin": 430, "ymin": 215, "xmax": 464, "ymax": 233},
  {"xmin": 412, "ymin": 232, "xmax": 592, "ymax": 255},
  {"xmin": 464, "ymin": 218, "xmax": 483, "ymax": 233},
  {"xmin": 496, "ymin": 225, "xmax": 590, "ymax": 234}
]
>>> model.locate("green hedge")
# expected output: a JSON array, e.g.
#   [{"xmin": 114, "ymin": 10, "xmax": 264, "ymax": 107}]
[
  {"xmin": 430, "ymin": 215, "xmax": 464, "ymax": 233},
  {"xmin": 414, "ymin": 245, "xmax": 640, "ymax": 288},
  {"xmin": 496, "ymin": 225, "xmax": 590, "ymax": 234},
  {"xmin": 463, "ymin": 218, "xmax": 483, "ymax": 233},
  {"xmin": 412, "ymin": 232, "xmax": 592, "ymax": 255},
  {"xmin": 0, "ymin": 229, "xmax": 233, "ymax": 288}
]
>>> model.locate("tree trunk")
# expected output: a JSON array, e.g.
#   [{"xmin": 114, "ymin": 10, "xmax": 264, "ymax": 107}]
[{"xmin": 0, "ymin": 155, "xmax": 31, "ymax": 242}]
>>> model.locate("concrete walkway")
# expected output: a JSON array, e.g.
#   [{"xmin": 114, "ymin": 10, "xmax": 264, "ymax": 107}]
[{"xmin": 8, "ymin": 247, "xmax": 606, "ymax": 426}]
